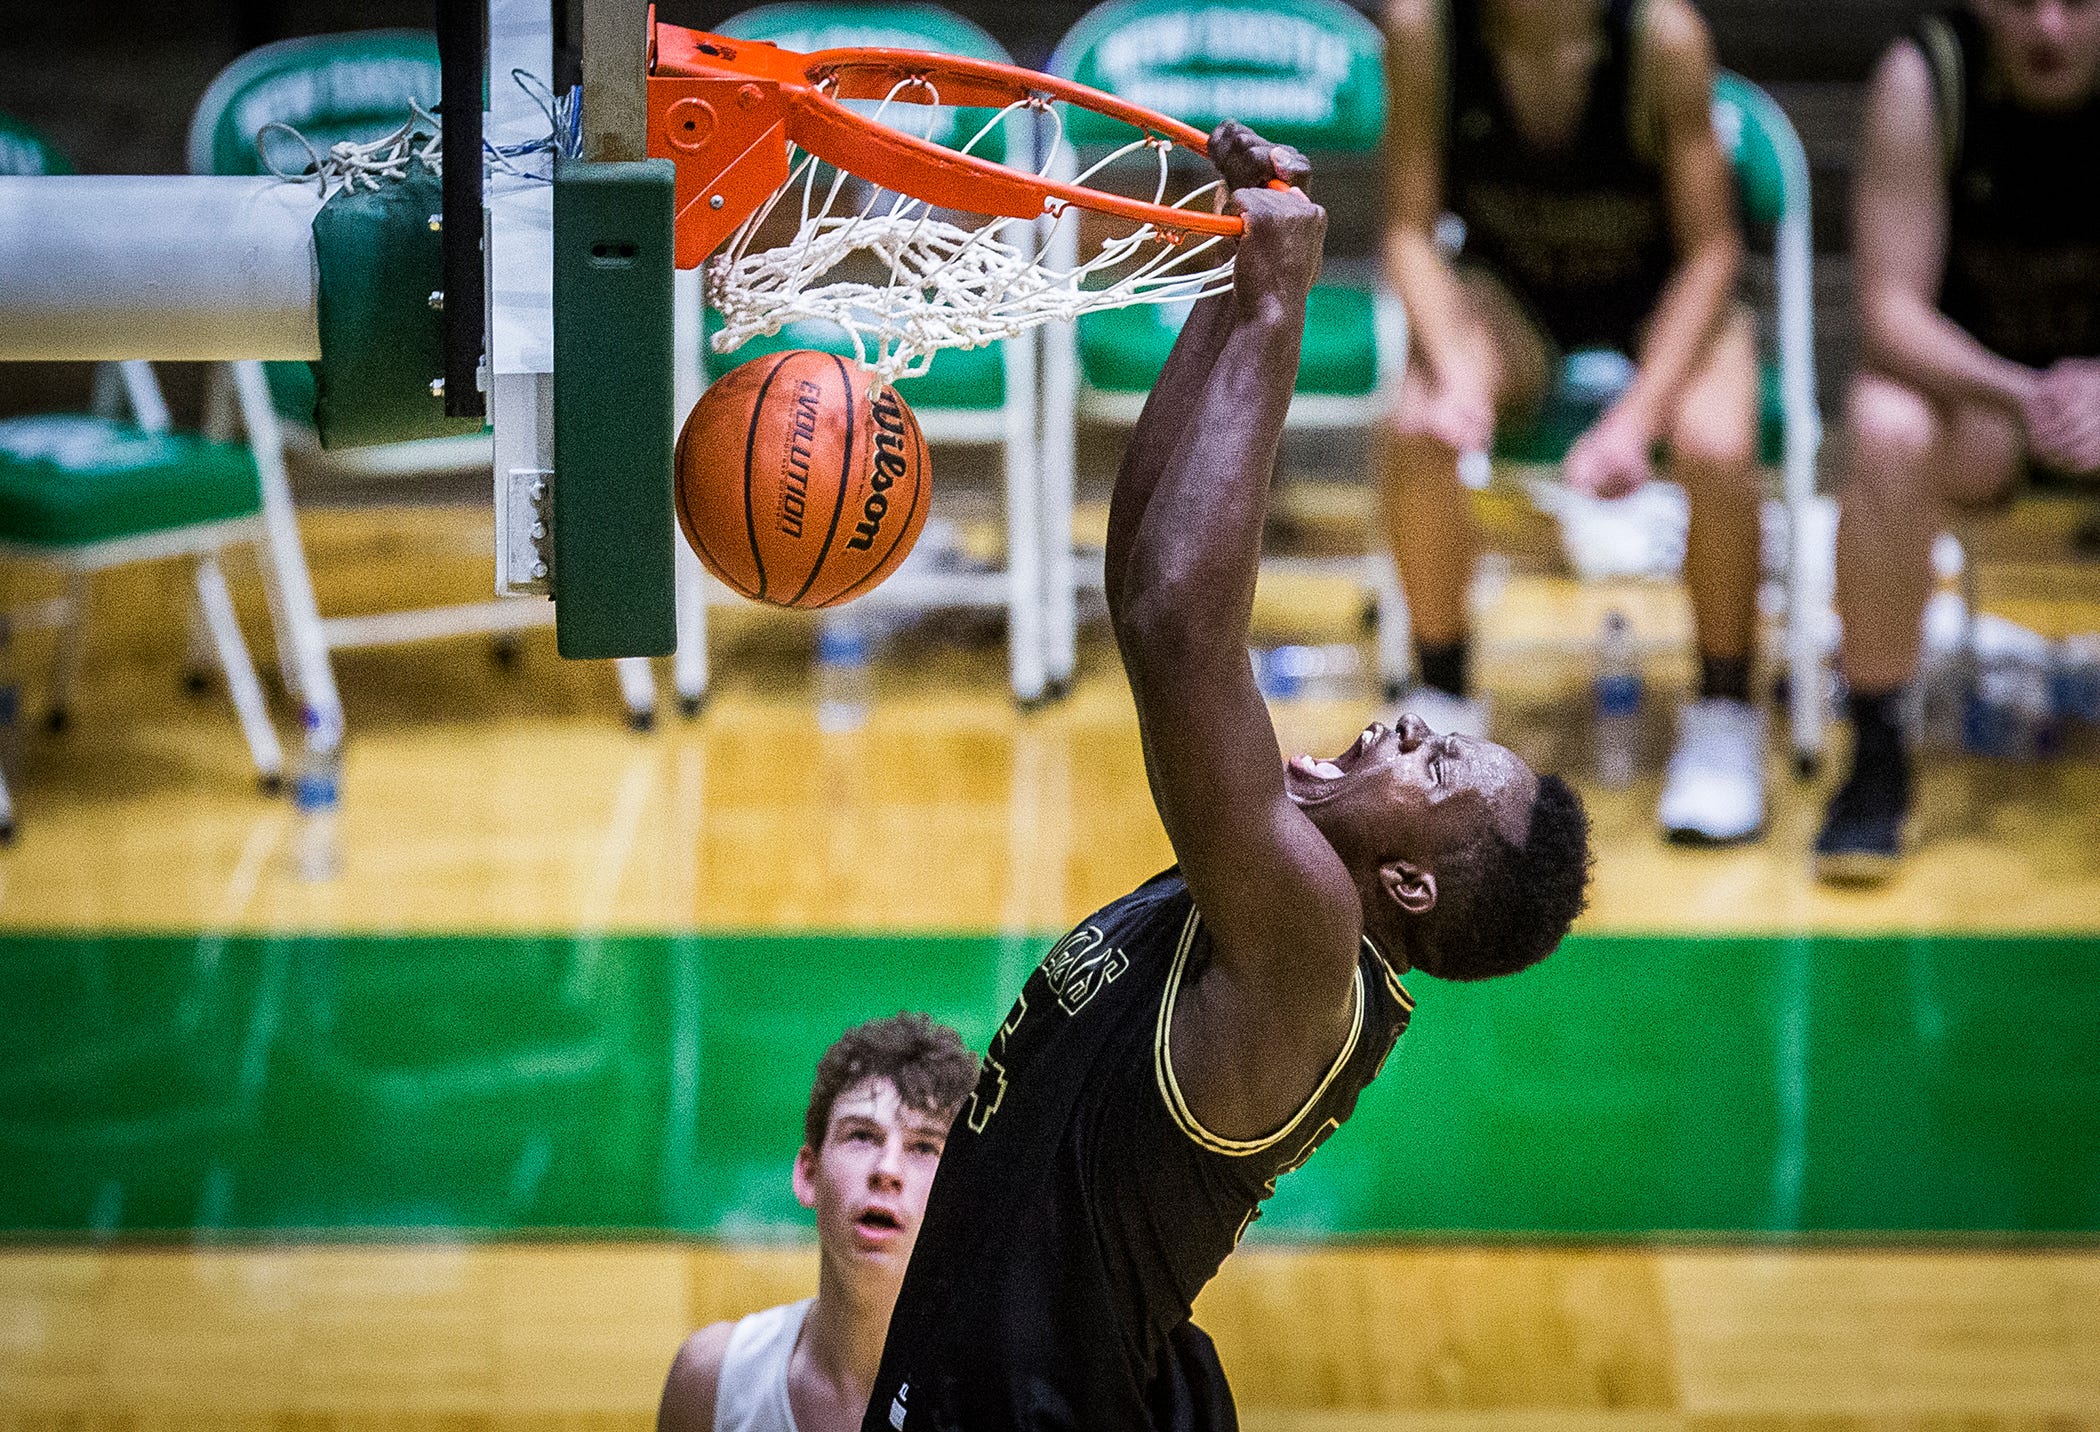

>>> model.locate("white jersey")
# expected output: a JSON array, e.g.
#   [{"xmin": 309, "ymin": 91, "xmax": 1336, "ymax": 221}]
[{"xmin": 714, "ymin": 1298, "xmax": 813, "ymax": 1432}]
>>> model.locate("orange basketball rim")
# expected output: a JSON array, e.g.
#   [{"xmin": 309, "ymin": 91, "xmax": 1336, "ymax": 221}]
[{"xmin": 645, "ymin": 10, "xmax": 1252, "ymax": 268}]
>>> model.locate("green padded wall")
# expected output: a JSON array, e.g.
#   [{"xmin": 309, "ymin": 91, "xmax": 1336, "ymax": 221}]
[
  {"xmin": 1050, "ymin": 0, "xmax": 1386, "ymax": 152},
  {"xmin": 552, "ymin": 158, "xmax": 678, "ymax": 660}
]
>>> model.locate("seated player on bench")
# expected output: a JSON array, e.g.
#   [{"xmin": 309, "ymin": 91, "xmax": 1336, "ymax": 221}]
[
  {"xmin": 658, "ymin": 1014, "xmax": 977, "ymax": 1432},
  {"xmin": 1816, "ymin": 0, "xmax": 2100, "ymax": 882},
  {"xmin": 1383, "ymin": 0, "xmax": 1765, "ymax": 843},
  {"xmin": 861, "ymin": 124, "xmax": 1592, "ymax": 1432}
]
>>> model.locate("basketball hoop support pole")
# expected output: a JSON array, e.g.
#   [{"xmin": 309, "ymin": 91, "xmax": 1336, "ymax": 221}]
[
  {"xmin": 435, "ymin": 0, "xmax": 488, "ymax": 418},
  {"xmin": 548, "ymin": 0, "xmax": 677, "ymax": 659}
]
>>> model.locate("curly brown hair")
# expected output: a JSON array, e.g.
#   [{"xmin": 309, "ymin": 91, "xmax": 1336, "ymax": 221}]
[{"xmin": 803, "ymin": 1012, "xmax": 980, "ymax": 1150}]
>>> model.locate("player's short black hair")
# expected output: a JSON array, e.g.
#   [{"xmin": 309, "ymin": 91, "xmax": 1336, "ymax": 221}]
[
  {"xmin": 1407, "ymin": 773, "xmax": 1591, "ymax": 982},
  {"xmin": 803, "ymin": 1012, "xmax": 979, "ymax": 1150}
]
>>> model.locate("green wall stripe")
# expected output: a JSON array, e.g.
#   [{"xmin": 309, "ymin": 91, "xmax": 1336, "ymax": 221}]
[{"xmin": 2, "ymin": 931, "xmax": 2096, "ymax": 1241}]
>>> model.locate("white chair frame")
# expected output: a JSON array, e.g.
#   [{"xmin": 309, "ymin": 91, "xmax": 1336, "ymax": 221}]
[{"xmin": 0, "ymin": 360, "xmax": 308, "ymax": 833}]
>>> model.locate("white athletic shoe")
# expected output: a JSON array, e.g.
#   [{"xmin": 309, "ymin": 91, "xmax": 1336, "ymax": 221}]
[
  {"xmin": 1386, "ymin": 686, "xmax": 1490, "ymax": 739},
  {"xmin": 1656, "ymin": 697, "xmax": 1767, "ymax": 844}
]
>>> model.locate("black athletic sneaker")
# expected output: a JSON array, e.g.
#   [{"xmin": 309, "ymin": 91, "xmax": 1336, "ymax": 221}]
[{"xmin": 1813, "ymin": 740, "xmax": 1913, "ymax": 885}]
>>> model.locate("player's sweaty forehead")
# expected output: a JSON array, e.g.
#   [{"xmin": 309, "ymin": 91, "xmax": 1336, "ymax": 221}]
[{"xmin": 827, "ymin": 1075, "xmax": 949, "ymax": 1142}]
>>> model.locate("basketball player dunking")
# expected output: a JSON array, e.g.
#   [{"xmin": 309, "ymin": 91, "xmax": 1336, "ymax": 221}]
[{"xmin": 862, "ymin": 124, "xmax": 1594, "ymax": 1432}]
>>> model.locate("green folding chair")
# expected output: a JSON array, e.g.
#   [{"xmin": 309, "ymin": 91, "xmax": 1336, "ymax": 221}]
[
  {"xmin": 0, "ymin": 117, "xmax": 296, "ymax": 842},
  {"xmin": 1042, "ymin": 0, "xmax": 1410, "ymax": 691}
]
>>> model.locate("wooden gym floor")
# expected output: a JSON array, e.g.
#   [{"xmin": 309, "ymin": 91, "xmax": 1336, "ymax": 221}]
[{"xmin": 1, "ymin": 502, "xmax": 2097, "ymax": 1429}]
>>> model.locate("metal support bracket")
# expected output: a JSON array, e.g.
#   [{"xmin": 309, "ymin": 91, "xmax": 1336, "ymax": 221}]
[{"xmin": 498, "ymin": 467, "xmax": 555, "ymax": 596}]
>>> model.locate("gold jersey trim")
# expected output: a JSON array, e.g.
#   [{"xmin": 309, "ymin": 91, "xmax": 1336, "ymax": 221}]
[
  {"xmin": 1153, "ymin": 909, "xmax": 1368, "ymax": 1158},
  {"xmin": 1364, "ymin": 932, "xmax": 1415, "ymax": 1013}
]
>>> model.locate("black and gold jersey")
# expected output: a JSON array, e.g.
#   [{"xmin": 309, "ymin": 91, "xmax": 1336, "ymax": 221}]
[
  {"xmin": 863, "ymin": 869, "xmax": 1413, "ymax": 1432},
  {"xmin": 1918, "ymin": 7, "xmax": 2100, "ymax": 366},
  {"xmin": 1442, "ymin": 0, "xmax": 1676, "ymax": 353}
]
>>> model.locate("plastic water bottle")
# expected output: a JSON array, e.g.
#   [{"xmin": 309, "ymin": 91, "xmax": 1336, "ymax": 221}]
[
  {"xmin": 815, "ymin": 612, "xmax": 872, "ymax": 733},
  {"xmin": 292, "ymin": 708, "xmax": 342, "ymax": 881},
  {"xmin": 2052, "ymin": 635, "xmax": 2100, "ymax": 726},
  {"xmin": 1963, "ymin": 613, "xmax": 2056, "ymax": 759},
  {"xmin": 0, "ymin": 614, "xmax": 19, "ymax": 784},
  {"xmin": 1593, "ymin": 609, "xmax": 1643, "ymax": 788},
  {"xmin": 1252, "ymin": 643, "xmax": 1364, "ymax": 701},
  {"xmin": 0, "ymin": 615, "xmax": 19, "ymax": 842}
]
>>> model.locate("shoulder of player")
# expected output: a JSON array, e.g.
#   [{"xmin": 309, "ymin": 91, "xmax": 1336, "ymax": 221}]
[
  {"xmin": 1860, "ymin": 37, "xmax": 1944, "ymax": 173},
  {"xmin": 659, "ymin": 1320, "xmax": 738, "ymax": 1432},
  {"xmin": 1634, "ymin": 0, "xmax": 1718, "ymax": 121},
  {"xmin": 1383, "ymin": 0, "xmax": 1443, "ymax": 87},
  {"xmin": 1868, "ymin": 35, "xmax": 1939, "ymax": 127},
  {"xmin": 1193, "ymin": 892, "xmax": 1365, "ymax": 1024},
  {"xmin": 1383, "ymin": 0, "xmax": 1437, "ymax": 43},
  {"xmin": 1635, "ymin": 0, "xmax": 1714, "ymax": 70}
]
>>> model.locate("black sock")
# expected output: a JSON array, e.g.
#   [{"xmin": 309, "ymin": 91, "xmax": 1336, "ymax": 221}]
[
  {"xmin": 1847, "ymin": 687, "xmax": 1911, "ymax": 772},
  {"xmin": 1699, "ymin": 654, "xmax": 1752, "ymax": 704},
  {"xmin": 1416, "ymin": 640, "xmax": 1470, "ymax": 699}
]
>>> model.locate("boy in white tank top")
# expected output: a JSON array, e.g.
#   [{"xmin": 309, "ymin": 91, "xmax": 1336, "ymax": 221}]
[{"xmin": 658, "ymin": 1014, "xmax": 978, "ymax": 1432}]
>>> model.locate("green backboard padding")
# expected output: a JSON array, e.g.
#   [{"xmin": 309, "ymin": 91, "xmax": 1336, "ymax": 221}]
[
  {"xmin": 1494, "ymin": 353, "xmax": 1786, "ymax": 466},
  {"xmin": 1, "ymin": 929, "xmax": 2096, "ymax": 1239},
  {"xmin": 309, "ymin": 159, "xmax": 486, "ymax": 450},
  {"xmin": 264, "ymin": 359, "xmax": 318, "ymax": 427},
  {"xmin": 0, "ymin": 114, "xmax": 72, "ymax": 176},
  {"xmin": 187, "ymin": 33, "xmax": 446, "ymax": 431},
  {"xmin": 0, "ymin": 416, "xmax": 261, "ymax": 548},
  {"xmin": 716, "ymin": 3, "xmax": 1015, "ymax": 162},
  {"xmin": 1051, "ymin": 0, "xmax": 1386, "ymax": 152},
  {"xmin": 1081, "ymin": 284, "xmax": 1378, "ymax": 396},
  {"xmin": 705, "ymin": 313, "xmax": 1007, "ymax": 410},
  {"xmin": 552, "ymin": 157, "xmax": 678, "ymax": 661},
  {"xmin": 1714, "ymin": 73, "xmax": 1794, "ymax": 229},
  {"xmin": 187, "ymin": 30, "xmax": 441, "ymax": 178}
]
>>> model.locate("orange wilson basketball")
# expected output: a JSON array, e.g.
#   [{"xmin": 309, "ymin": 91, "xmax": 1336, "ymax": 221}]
[{"xmin": 676, "ymin": 349, "xmax": 929, "ymax": 610}]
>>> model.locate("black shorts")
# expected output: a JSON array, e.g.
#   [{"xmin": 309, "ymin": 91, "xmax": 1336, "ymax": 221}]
[
  {"xmin": 1458, "ymin": 254, "xmax": 1667, "ymax": 358},
  {"xmin": 1144, "ymin": 1323, "xmax": 1239, "ymax": 1432}
]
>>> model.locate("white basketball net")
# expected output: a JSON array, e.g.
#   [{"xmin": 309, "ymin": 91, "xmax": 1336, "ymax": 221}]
[{"xmin": 707, "ymin": 76, "xmax": 1240, "ymax": 385}]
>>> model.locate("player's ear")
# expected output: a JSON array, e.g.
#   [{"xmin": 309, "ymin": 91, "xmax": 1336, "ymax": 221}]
[
  {"xmin": 792, "ymin": 1144, "xmax": 820, "ymax": 1211},
  {"xmin": 1378, "ymin": 859, "xmax": 1437, "ymax": 916}
]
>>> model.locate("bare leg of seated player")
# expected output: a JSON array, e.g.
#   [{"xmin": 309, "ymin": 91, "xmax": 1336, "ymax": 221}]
[
  {"xmin": 1815, "ymin": 373, "xmax": 2025, "ymax": 882},
  {"xmin": 1380, "ymin": 271, "xmax": 1550, "ymax": 738},
  {"xmin": 1655, "ymin": 306, "xmax": 1766, "ymax": 844}
]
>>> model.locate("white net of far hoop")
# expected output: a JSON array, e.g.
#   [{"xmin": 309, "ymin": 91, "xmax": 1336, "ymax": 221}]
[{"xmin": 707, "ymin": 74, "xmax": 1239, "ymax": 386}]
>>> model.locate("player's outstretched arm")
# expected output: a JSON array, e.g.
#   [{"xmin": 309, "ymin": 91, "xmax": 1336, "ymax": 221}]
[
  {"xmin": 1110, "ymin": 147, "xmax": 1365, "ymax": 1138},
  {"xmin": 1104, "ymin": 122, "xmax": 1309, "ymax": 624},
  {"xmin": 1853, "ymin": 39, "xmax": 2038, "ymax": 414}
]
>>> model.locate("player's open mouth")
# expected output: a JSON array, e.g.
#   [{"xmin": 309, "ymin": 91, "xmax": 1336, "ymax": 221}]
[
  {"xmin": 1285, "ymin": 723, "xmax": 1386, "ymax": 806},
  {"xmin": 856, "ymin": 1207, "xmax": 903, "ymax": 1234}
]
